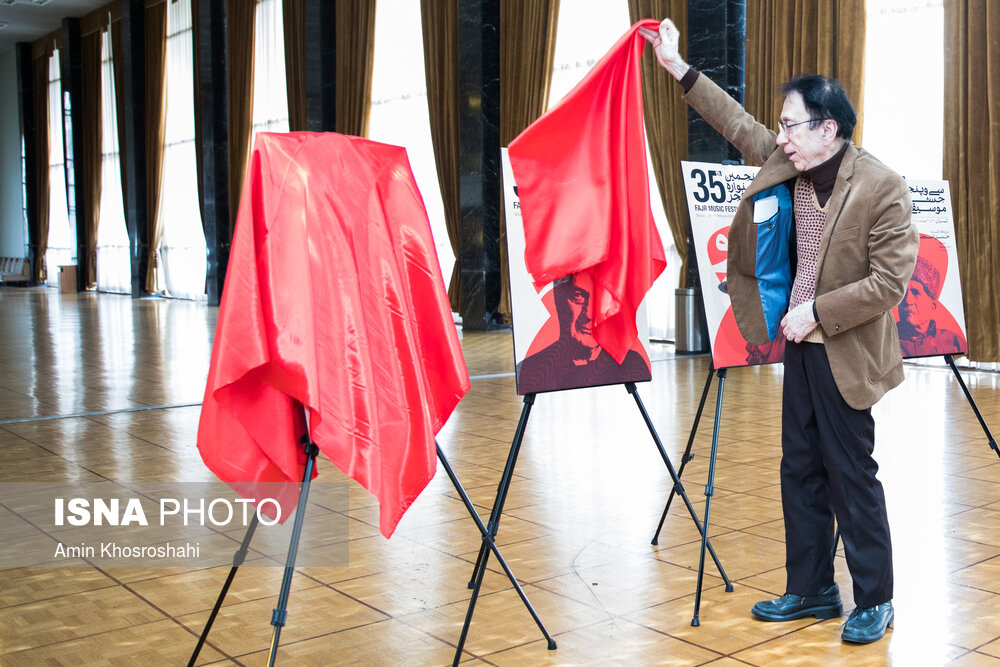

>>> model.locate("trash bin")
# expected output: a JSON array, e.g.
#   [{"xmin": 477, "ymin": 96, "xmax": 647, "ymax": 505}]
[
  {"xmin": 58, "ymin": 265, "xmax": 77, "ymax": 294},
  {"xmin": 675, "ymin": 287, "xmax": 709, "ymax": 354}
]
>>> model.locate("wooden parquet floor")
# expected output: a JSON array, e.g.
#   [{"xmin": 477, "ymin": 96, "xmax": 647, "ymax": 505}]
[{"xmin": 2, "ymin": 286, "xmax": 1000, "ymax": 665}]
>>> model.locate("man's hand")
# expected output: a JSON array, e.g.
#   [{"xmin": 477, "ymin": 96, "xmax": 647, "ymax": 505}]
[
  {"xmin": 638, "ymin": 19, "xmax": 690, "ymax": 80},
  {"xmin": 780, "ymin": 301, "xmax": 819, "ymax": 343}
]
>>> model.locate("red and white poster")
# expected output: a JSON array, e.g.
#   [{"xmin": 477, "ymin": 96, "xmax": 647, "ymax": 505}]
[
  {"xmin": 502, "ymin": 149, "xmax": 653, "ymax": 395},
  {"xmin": 894, "ymin": 180, "xmax": 968, "ymax": 358},
  {"xmin": 682, "ymin": 161, "xmax": 967, "ymax": 369}
]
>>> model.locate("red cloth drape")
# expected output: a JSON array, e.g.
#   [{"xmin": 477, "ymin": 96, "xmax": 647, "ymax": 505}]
[
  {"xmin": 198, "ymin": 132, "xmax": 470, "ymax": 538},
  {"xmin": 508, "ymin": 19, "xmax": 666, "ymax": 364}
]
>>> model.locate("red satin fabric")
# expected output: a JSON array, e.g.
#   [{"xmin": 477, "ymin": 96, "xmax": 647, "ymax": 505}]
[
  {"xmin": 197, "ymin": 132, "xmax": 470, "ymax": 538},
  {"xmin": 508, "ymin": 19, "xmax": 666, "ymax": 365}
]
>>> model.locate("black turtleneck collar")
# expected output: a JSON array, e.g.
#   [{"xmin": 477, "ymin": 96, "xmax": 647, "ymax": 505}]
[{"xmin": 802, "ymin": 141, "xmax": 850, "ymax": 208}]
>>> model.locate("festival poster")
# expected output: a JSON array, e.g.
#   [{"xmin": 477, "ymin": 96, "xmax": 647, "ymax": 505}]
[
  {"xmin": 682, "ymin": 161, "xmax": 967, "ymax": 369},
  {"xmin": 501, "ymin": 149, "xmax": 653, "ymax": 395},
  {"xmin": 682, "ymin": 161, "xmax": 774, "ymax": 370},
  {"xmin": 893, "ymin": 180, "xmax": 968, "ymax": 359}
]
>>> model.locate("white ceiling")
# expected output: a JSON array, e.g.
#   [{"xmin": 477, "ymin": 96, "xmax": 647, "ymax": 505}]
[{"xmin": 0, "ymin": 0, "xmax": 110, "ymax": 58}]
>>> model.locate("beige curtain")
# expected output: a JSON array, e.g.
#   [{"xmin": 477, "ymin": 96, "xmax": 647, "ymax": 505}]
[
  {"xmin": 420, "ymin": 0, "xmax": 461, "ymax": 311},
  {"xmin": 227, "ymin": 0, "xmax": 256, "ymax": 232},
  {"xmin": 81, "ymin": 27, "xmax": 104, "ymax": 290},
  {"xmin": 499, "ymin": 0, "xmax": 560, "ymax": 322},
  {"xmin": 143, "ymin": 2, "xmax": 167, "ymax": 293},
  {"xmin": 335, "ymin": 0, "xmax": 376, "ymax": 137},
  {"xmin": 746, "ymin": 1, "xmax": 866, "ymax": 144},
  {"xmin": 944, "ymin": 0, "xmax": 1000, "ymax": 361},
  {"xmin": 628, "ymin": 0, "xmax": 691, "ymax": 286},
  {"xmin": 31, "ymin": 42, "xmax": 53, "ymax": 284},
  {"xmin": 282, "ymin": 0, "xmax": 307, "ymax": 131}
]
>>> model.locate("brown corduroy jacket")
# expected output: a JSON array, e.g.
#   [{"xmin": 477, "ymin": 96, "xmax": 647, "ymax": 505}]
[{"xmin": 683, "ymin": 74, "xmax": 919, "ymax": 409}]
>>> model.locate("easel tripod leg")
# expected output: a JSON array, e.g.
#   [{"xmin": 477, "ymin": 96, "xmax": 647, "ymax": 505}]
[
  {"xmin": 188, "ymin": 514, "xmax": 260, "ymax": 667},
  {"xmin": 436, "ymin": 442, "xmax": 556, "ymax": 666},
  {"xmin": 945, "ymin": 354, "xmax": 1000, "ymax": 458},
  {"xmin": 652, "ymin": 363, "xmax": 714, "ymax": 545},
  {"xmin": 692, "ymin": 368, "xmax": 727, "ymax": 627},
  {"xmin": 626, "ymin": 383, "xmax": 731, "ymax": 588},
  {"xmin": 468, "ymin": 393, "xmax": 535, "ymax": 587},
  {"xmin": 267, "ymin": 435, "xmax": 320, "ymax": 666}
]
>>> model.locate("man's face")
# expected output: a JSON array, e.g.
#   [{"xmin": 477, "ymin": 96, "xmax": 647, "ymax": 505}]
[
  {"xmin": 899, "ymin": 279, "xmax": 936, "ymax": 330},
  {"xmin": 564, "ymin": 273, "xmax": 598, "ymax": 350},
  {"xmin": 777, "ymin": 92, "xmax": 833, "ymax": 171}
]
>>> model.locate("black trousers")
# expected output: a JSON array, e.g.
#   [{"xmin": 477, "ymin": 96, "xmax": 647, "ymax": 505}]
[{"xmin": 781, "ymin": 341, "xmax": 893, "ymax": 608}]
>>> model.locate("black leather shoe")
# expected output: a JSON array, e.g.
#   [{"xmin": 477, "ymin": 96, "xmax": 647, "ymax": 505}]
[
  {"xmin": 751, "ymin": 583, "xmax": 843, "ymax": 622},
  {"xmin": 842, "ymin": 601, "xmax": 893, "ymax": 644}
]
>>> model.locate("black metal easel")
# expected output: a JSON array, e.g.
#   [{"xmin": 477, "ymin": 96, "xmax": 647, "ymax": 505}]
[
  {"xmin": 686, "ymin": 367, "xmax": 728, "ymax": 626},
  {"xmin": 435, "ymin": 435, "xmax": 556, "ymax": 666},
  {"xmin": 651, "ymin": 361, "xmax": 715, "ymax": 546},
  {"xmin": 188, "ymin": 413, "xmax": 320, "ymax": 667},
  {"xmin": 647, "ymin": 362, "xmax": 729, "ymax": 626},
  {"xmin": 188, "ymin": 413, "xmax": 551, "ymax": 667},
  {"xmin": 187, "ymin": 514, "xmax": 260, "ymax": 665},
  {"xmin": 459, "ymin": 382, "xmax": 733, "ymax": 653},
  {"xmin": 266, "ymin": 435, "xmax": 320, "ymax": 665},
  {"xmin": 625, "ymin": 380, "xmax": 733, "ymax": 598},
  {"xmin": 945, "ymin": 354, "xmax": 1000, "ymax": 458}
]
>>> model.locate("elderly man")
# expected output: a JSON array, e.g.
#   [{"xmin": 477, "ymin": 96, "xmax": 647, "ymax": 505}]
[{"xmin": 640, "ymin": 19, "xmax": 918, "ymax": 644}]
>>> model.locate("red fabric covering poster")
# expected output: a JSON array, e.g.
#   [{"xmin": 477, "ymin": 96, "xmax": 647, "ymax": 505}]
[
  {"xmin": 198, "ymin": 132, "xmax": 470, "ymax": 538},
  {"xmin": 507, "ymin": 19, "xmax": 666, "ymax": 365}
]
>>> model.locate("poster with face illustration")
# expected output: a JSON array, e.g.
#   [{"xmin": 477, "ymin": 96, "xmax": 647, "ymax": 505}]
[
  {"xmin": 894, "ymin": 180, "xmax": 967, "ymax": 359},
  {"xmin": 501, "ymin": 149, "xmax": 653, "ymax": 395},
  {"xmin": 682, "ymin": 161, "xmax": 967, "ymax": 369}
]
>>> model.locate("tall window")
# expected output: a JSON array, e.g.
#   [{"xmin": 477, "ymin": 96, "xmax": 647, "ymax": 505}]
[
  {"xmin": 548, "ymin": 1, "xmax": 680, "ymax": 341},
  {"xmin": 96, "ymin": 27, "xmax": 130, "ymax": 293},
  {"xmin": 251, "ymin": 0, "xmax": 289, "ymax": 136},
  {"xmin": 368, "ymin": 0, "xmax": 453, "ymax": 288},
  {"xmin": 862, "ymin": 0, "xmax": 944, "ymax": 179},
  {"xmin": 45, "ymin": 49, "xmax": 73, "ymax": 286},
  {"xmin": 156, "ymin": 0, "xmax": 207, "ymax": 300}
]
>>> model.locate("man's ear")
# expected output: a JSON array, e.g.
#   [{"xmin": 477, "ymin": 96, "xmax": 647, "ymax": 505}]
[{"xmin": 823, "ymin": 119, "xmax": 839, "ymax": 141}]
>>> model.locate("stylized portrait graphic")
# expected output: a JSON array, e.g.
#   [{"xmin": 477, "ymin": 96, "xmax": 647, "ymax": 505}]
[
  {"xmin": 515, "ymin": 271, "xmax": 651, "ymax": 395},
  {"xmin": 502, "ymin": 148, "xmax": 654, "ymax": 395},
  {"xmin": 706, "ymin": 226, "xmax": 787, "ymax": 368},
  {"xmin": 895, "ymin": 234, "xmax": 968, "ymax": 358}
]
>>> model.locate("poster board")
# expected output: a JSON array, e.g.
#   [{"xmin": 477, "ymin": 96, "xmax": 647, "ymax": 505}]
[
  {"xmin": 681, "ymin": 160, "xmax": 968, "ymax": 369},
  {"xmin": 898, "ymin": 180, "xmax": 968, "ymax": 358},
  {"xmin": 501, "ymin": 148, "xmax": 653, "ymax": 395}
]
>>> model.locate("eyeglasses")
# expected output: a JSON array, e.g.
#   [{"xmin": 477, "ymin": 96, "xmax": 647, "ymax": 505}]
[{"xmin": 778, "ymin": 118, "xmax": 825, "ymax": 134}]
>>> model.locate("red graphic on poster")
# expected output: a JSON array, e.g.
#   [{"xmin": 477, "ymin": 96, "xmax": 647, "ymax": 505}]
[
  {"xmin": 704, "ymin": 225, "xmax": 786, "ymax": 368},
  {"xmin": 515, "ymin": 271, "xmax": 651, "ymax": 395},
  {"xmin": 892, "ymin": 234, "xmax": 968, "ymax": 358}
]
